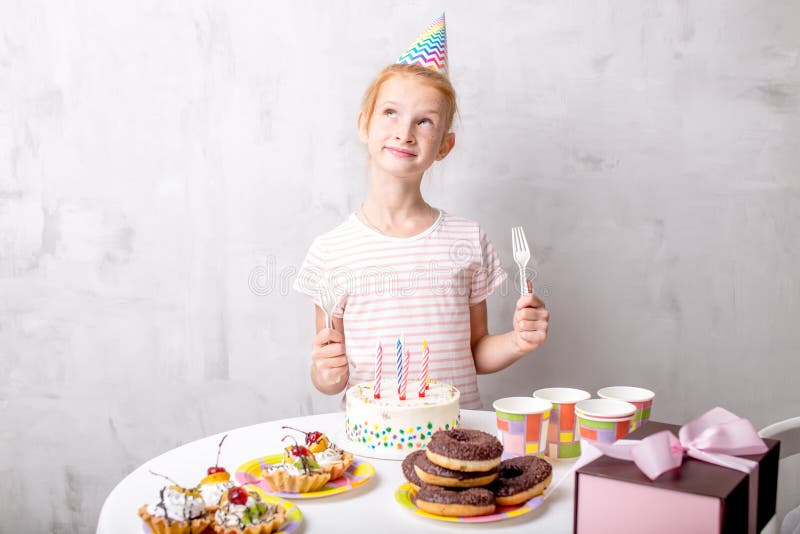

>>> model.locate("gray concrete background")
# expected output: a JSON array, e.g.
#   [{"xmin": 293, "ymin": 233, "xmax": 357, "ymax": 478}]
[{"xmin": 1, "ymin": 1, "xmax": 798, "ymax": 532}]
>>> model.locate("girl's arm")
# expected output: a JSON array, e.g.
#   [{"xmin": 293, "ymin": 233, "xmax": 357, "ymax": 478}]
[
  {"xmin": 310, "ymin": 306, "xmax": 349, "ymax": 394},
  {"xmin": 470, "ymin": 292, "xmax": 549, "ymax": 374}
]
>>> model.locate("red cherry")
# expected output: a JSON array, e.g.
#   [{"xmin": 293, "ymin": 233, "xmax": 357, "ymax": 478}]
[
  {"xmin": 207, "ymin": 466, "xmax": 228, "ymax": 475},
  {"xmin": 208, "ymin": 434, "xmax": 229, "ymax": 475},
  {"xmin": 306, "ymin": 431, "xmax": 323, "ymax": 445},
  {"xmin": 281, "ymin": 426, "xmax": 324, "ymax": 447},
  {"xmin": 228, "ymin": 486, "xmax": 248, "ymax": 505},
  {"xmin": 292, "ymin": 445, "xmax": 310, "ymax": 457}
]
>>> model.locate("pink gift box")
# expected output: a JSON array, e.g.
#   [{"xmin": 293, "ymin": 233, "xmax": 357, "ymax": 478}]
[{"xmin": 574, "ymin": 421, "xmax": 779, "ymax": 534}]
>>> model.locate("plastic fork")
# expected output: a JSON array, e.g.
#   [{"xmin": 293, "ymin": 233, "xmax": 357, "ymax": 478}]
[
  {"xmin": 512, "ymin": 226, "xmax": 531, "ymax": 296},
  {"xmin": 318, "ymin": 282, "xmax": 345, "ymax": 383},
  {"xmin": 318, "ymin": 283, "xmax": 337, "ymax": 329}
]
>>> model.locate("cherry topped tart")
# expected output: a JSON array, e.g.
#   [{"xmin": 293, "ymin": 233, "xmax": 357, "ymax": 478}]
[
  {"xmin": 280, "ymin": 436, "xmax": 322, "ymax": 475},
  {"xmin": 281, "ymin": 425, "xmax": 330, "ymax": 453},
  {"xmin": 281, "ymin": 426, "xmax": 354, "ymax": 480},
  {"xmin": 213, "ymin": 486, "xmax": 287, "ymax": 534},
  {"xmin": 138, "ymin": 471, "xmax": 213, "ymax": 534},
  {"xmin": 199, "ymin": 434, "xmax": 235, "ymax": 506},
  {"xmin": 260, "ymin": 436, "xmax": 330, "ymax": 493}
]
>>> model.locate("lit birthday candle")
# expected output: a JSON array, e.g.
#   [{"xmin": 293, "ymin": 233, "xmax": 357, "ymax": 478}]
[
  {"xmin": 396, "ymin": 335, "xmax": 403, "ymax": 395},
  {"xmin": 374, "ymin": 340, "xmax": 382, "ymax": 399},
  {"xmin": 420, "ymin": 339, "xmax": 430, "ymax": 397},
  {"xmin": 400, "ymin": 348, "xmax": 409, "ymax": 401}
]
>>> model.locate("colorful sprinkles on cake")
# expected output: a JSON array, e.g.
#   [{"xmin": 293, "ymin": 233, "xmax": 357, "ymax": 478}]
[
  {"xmin": 345, "ymin": 417, "xmax": 460, "ymax": 451},
  {"xmin": 344, "ymin": 380, "xmax": 461, "ymax": 452}
]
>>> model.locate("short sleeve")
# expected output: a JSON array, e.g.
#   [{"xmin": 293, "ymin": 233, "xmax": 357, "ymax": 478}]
[
  {"xmin": 469, "ymin": 227, "xmax": 508, "ymax": 305},
  {"xmin": 293, "ymin": 237, "xmax": 326, "ymax": 308}
]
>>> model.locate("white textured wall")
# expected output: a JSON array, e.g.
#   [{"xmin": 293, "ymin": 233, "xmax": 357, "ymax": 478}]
[{"xmin": 1, "ymin": 1, "xmax": 798, "ymax": 532}]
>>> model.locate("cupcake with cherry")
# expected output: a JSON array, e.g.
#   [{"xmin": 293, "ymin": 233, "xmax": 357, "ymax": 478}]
[
  {"xmin": 212, "ymin": 485, "xmax": 286, "ymax": 534},
  {"xmin": 261, "ymin": 435, "xmax": 331, "ymax": 493},
  {"xmin": 282, "ymin": 426, "xmax": 354, "ymax": 480},
  {"xmin": 139, "ymin": 472, "xmax": 213, "ymax": 534},
  {"xmin": 401, "ymin": 428, "xmax": 553, "ymax": 517}
]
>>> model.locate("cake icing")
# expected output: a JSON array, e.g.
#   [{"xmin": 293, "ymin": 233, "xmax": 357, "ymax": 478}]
[{"xmin": 345, "ymin": 379, "xmax": 460, "ymax": 454}]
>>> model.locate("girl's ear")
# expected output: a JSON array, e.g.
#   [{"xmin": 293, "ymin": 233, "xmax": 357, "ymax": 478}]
[
  {"xmin": 436, "ymin": 132, "xmax": 456, "ymax": 160},
  {"xmin": 357, "ymin": 111, "xmax": 369, "ymax": 143}
]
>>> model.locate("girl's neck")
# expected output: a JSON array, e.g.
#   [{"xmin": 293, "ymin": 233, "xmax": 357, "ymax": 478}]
[{"xmin": 359, "ymin": 176, "xmax": 437, "ymax": 238}]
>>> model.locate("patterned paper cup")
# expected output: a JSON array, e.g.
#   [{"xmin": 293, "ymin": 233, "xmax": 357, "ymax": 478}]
[
  {"xmin": 532, "ymin": 387, "xmax": 591, "ymax": 459},
  {"xmin": 597, "ymin": 386, "xmax": 655, "ymax": 431},
  {"xmin": 575, "ymin": 399, "xmax": 637, "ymax": 444},
  {"xmin": 493, "ymin": 397, "xmax": 552, "ymax": 458}
]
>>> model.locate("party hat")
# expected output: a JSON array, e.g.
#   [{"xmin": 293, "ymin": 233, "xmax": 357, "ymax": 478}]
[{"xmin": 396, "ymin": 13, "xmax": 448, "ymax": 76}]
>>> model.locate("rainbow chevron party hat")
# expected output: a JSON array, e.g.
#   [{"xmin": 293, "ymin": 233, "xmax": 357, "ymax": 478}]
[{"xmin": 396, "ymin": 13, "xmax": 448, "ymax": 76}]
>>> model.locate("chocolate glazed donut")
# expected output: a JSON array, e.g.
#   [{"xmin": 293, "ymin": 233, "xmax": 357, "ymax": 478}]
[
  {"xmin": 413, "ymin": 451, "xmax": 497, "ymax": 488},
  {"xmin": 401, "ymin": 450, "xmax": 426, "ymax": 489},
  {"xmin": 425, "ymin": 430, "xmax": 503, "ymax": 472},
  {"xmin": 490, "ymin": 455, "xmax": 553, "ymax": 506},
  {"xmin": 415, "ymin": 486, "xmax": 496, "ymax": 517}
]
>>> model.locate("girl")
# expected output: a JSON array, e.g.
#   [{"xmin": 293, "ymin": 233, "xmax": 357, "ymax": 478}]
[{"xmin": 294, "ymin": 21, "xmax": 549, "ymax": 409}]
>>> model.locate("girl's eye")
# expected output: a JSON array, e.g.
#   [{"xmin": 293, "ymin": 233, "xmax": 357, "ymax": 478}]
[
  {"xmin": 418, "ymin": 118, "xmax": 433, "ymax": 126},
  {"xmin": 384, "ymin": 109, "xmax": 397, "ymax": 117}
]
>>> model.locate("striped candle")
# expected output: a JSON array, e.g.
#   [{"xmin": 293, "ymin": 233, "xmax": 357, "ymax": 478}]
[
  {"xmin": 374, "ymin": 340, "xmax": 382, "ymax": 399},
  {"xmin": 420, "ymin": 340, "xmax": 430, "ymax": 397},
  {"xmin": 400, "ymin": 348, "xmax": 409, "ymax": 400},
  {"xmin": 395, "ymin": 336, "xmax": 403, "ymax": 394}
]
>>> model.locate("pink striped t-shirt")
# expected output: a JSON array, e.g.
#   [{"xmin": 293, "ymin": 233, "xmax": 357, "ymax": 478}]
[{"xmin": 293, "ymin": 209, "xmax": 507, "ymax": 409}]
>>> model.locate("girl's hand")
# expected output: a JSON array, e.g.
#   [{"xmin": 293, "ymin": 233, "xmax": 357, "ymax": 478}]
[
  {"xmin": 511, "ymin": 282, "xmax": 549, "ymax": 355},
  {"xmin": 311, "ymin": 327, "xmax": 349, "ymax": 388}
]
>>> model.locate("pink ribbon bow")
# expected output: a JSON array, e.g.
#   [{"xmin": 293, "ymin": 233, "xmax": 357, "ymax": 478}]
[{"xmin": 581, "ymin": 406, "xmax": 767, "ymax": 480}]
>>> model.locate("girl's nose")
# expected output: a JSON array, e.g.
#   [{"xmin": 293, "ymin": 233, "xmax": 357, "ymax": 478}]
[{"xmin": 394, "ymin": 122, "xmax": 414, "ymax": 143}]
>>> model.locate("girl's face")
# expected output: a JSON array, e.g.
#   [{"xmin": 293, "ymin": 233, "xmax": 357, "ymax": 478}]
[{"xmin": 358, "ymin": 75, "xmax": 455, "ymax": 180}]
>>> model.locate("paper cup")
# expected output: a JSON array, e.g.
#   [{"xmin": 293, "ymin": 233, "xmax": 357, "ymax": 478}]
[
  {"xmin": 532, "ymin": 387, "xmax": 591, "ymax": 459},
  {"xmin": 575, "ymin": 399, "xmax": 637, "ymax": 444},
  {"xmin": 597, "ymin": 386, "xmax": 655, "ymax": 431},
  {"xmin": 493, "ymin": 397, "xmax": 552, "ymax": 458}
]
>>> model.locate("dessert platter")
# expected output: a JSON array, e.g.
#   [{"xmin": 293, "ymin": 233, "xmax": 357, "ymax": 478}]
[
  {"xmin": 135, "ymin": 356, "xmax": 553, "ymax": 531},
  {"xmin": 139, "ymin": 436, "xmax": 303, "ymax": 534},
  {"xmin": 235, "ymin": 426, "xmax": 375, "ymax": 499},
  {"xmin": 394, "ymin": 428, "xmax": 553, "ymax": 523}
]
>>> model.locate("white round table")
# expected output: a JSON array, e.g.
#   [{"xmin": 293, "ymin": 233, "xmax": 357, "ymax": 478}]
[{"xmin": 96, "ymin": 410, "xmax": 576, "ymax": 533}]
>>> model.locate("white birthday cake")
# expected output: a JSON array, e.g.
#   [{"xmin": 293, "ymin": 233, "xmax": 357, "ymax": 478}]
[{"xmin": 345, "ymin": 379, "xmax": 460, "ymax": 456}]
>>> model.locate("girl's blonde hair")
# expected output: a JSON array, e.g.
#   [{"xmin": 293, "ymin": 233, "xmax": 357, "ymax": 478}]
[{"xmin": 361, "ymin": 63, "xmax": 458, "ymax": 142}]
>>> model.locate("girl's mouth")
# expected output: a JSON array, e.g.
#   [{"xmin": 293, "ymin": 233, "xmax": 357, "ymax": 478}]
[{"xmin": 384, "ymin": 146, "xmax": 417, "ymax": 158}]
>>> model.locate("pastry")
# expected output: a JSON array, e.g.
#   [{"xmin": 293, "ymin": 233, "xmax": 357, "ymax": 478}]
[
  {"xmin": 282, "ymin": 426, "xmax": 354, "ymax": 480},
  {"xmin": 261, "ymin": 437, "xmax": 330, "ymax": 493},
  {"xmin": 212, "ymin": 486, "xmax": 286, "ymax": 534},
  {"xmin": 139, "ymin": 477, "xmax": 212, "ymax": 534}
]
